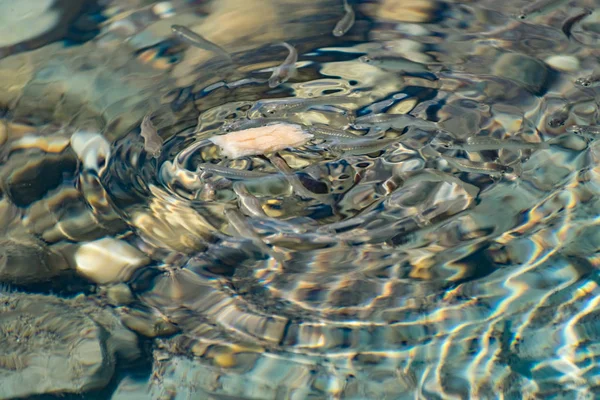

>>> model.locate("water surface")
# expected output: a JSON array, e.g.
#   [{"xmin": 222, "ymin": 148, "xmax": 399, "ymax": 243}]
[{"xmin": 1, "ymin": 0, "xmax": 600, "ymax": 399}]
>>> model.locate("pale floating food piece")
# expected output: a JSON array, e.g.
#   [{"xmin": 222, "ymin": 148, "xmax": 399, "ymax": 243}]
[
  {"xmin": 70, "ymin": 129, "xmax": 111, "ymax": 175},
  {"xmin": 73, "ymin": 237, "xmax": 150, "ymax": 284},
  {"xmin": 209, "ymin": 123, "xmax": 313, "ymax": 159},
  {"xmin": 0, "ymin": 293, "xmax": 114, "ymax": 399}
]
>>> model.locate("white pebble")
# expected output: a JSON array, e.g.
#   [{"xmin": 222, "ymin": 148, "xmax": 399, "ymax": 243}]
[
  {"xmin": 544, "ymin": 55, "xmax": 580, "ymax": 72},
  {"xmin": 70, "ymin": 130, "xmax": 111, "ymax": 175},
  {"xmin": 209, "ymin": 123, "xmax": 313, "ymax": 159},
  {"xmin": 74, "ymin": 238, "xmax": 149, "ymax": 284}
]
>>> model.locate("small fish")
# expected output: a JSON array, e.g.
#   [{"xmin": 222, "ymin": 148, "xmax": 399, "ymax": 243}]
[
  {"xmin": 224, "ymin": 208, "xmax": 282, "ymax": 261},
  {"xmin": 171, "ymin": 24, "xmax": 232, "ymax": 63},
  {"xmin": 575, "ymin": 71, "xmax": 600, "ymax": 88},
  {"xmin": 306, "ymin": 124, "xmax": 360, "ymax": 139},
  {"xmin": 269, "ymin": 153, "xmax": 333, "ymax": 204},
  {"xmin": 332, "ymin": 0, "xmax": 355, "ymax": 37},
  {"xmin": 249, "ymin": 96, "xmax": 355, "ymax": 117},
  {"xmin": 566, "ymin": 124, "xmax": 600, "ymax": 137},
  {"xmin": 562, "ymin": 9, "xmax": 592, "ymax": 38},
  {"xmin": 329, "ymin": 137, "xmax": 398, "ymax": 156},
  {"xmin": 174, "ymin": 139, "xmax": 212, "ymax": 165},
  {"xmin": 221, "ymin": 118, "xmax": 288, "ymax": 132},
  {"xmin": 547, "ymin": 106, "xmax": 570, "ymax": 128},
  {"xmin": 516, "ymin": 0, "xmax": 567, "ymax": 19},
  {"xmin": 196, "ymin": 163, "xmax": 272, "ymax": 180},
  {"xmin": 432, "ymin": 136, "xmax": 549, "ymax": 152},
  {"xmin": 268, "ymin": 42, "xmax": 298, "ymax": 88},
  {"xmin": 440, "ymin": 154, "xmax": 510, "ymax": 178},
  {"xmin": 140, "ymin": 113, "xmax": 163, "ymax": 158},
  {"xmin": 358, "ymin": 54, "xmax": 429, "ymax": 73},
  {"xmin": 353, "ymin": 113, "xmax": 437, "ymax": 131},
  {"xmin": 233, "ymin": 182, "xmax": 267, "ymax": 218}
]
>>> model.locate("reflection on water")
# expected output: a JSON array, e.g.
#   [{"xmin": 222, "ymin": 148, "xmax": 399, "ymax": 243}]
[{"xmin": 2, "ymin": 0, "xmax": 600, "ymax": 398}]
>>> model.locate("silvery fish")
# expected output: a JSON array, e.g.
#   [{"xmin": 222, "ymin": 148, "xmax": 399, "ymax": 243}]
[
  {"xmin": 268, "ymin": 42, "xmax": 298, "ymax": 88},
  {"xmin": 358, "ymin": 54, "xmax": 429, "ymax": 73},
  {"xmin": 566, "ymin": 124, "xmax": 600, "ymax": 137},
  {"xmin": 233, "ymin": 182, "xmax": 268, "ymax": 218},
  {"xmin": 140, "ymin": 113, "xmax": 163, "ymax": 158},
  {"xmin": 353, "ymin": 113, "xmax": 437, "ymax": 131},
  {"xmin": 432, "ymin": 136, "xmax": 549, "ymax": 152},
  {"xmin": 249, "ymin": 96, "xmax": 355, "ymax": 117},
  {"xmin": 575, "ymin": 71, "xmax": 600, "ymax": 88},
  {"xmin": 440, "ymin": 154, "xmax": 510, "ymax": 178},
  {"xmin": 332, "ymin": 0, "xmax": 355, "ymax": 37},
  {"xmin": 171, "ymin": 24, "xmax": 233, "ymax": 63},
  {"xmin": 306, "ymin": 124, "xmax": 360, "ymax": 139},
  {"xmin": 562, "ymin": 9, "xmax": 592, "ymax": 38},
  {"xmin": 547, "ymin": 105, "xmax": 570, "ymax": 128},
  {"xmin": 268, "ymin": 153, "xmax": 333, "ymax": 205},
  {"xmin": 224, "ymin": 208, "xmax": 283, "ymax": 262},
  {"xmin": 329, "ymin": 137, "xmax": 398, "ymax": 156},
  {"xmin": 516, "ymin": 0, "xmax": 567, "ymax": 19},
  {"xmin": 221, "ymin": 118, "xmax": 288, "ymax": 132},
  {"xmin": 196, "ymin": 163, "xmax": 272, "ymax": 180}
]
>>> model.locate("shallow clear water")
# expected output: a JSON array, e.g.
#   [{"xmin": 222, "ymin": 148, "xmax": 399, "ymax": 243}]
[{"xmin": 2, "ymin": 0, "xmax": 600, "ymax": 398}]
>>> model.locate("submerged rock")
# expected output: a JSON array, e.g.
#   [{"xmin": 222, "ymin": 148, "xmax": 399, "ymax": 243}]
[
  {"xmin": 0, "ymin": 291, "xmax": 140, "ymax": 399},
  {"xmin": 0, "ymin": 292, "xmax": 113, "ymax": 399},
  {"xmin": 71, "ymin": 237, "xmax": 151, "ymax": 285},
  {"xmin": 72, "ymin": 294, "xmax": 141, "ymax": 363},
  {"xmin": 0, "ymin": 234, "xmax": 68, "ymax": 285},
  {"xmin": 492, "ymin": 53, "xmax": 549, "ymax": 94}
]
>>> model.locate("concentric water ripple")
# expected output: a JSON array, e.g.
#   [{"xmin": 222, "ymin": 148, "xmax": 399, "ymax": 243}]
[{"xmin": 2, "ymin": 0, "xmax": 600, "ymax": 399}]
